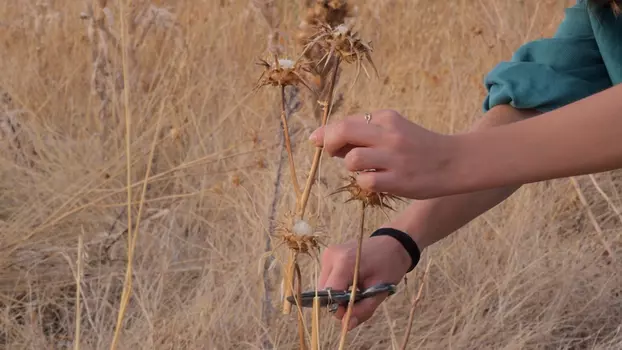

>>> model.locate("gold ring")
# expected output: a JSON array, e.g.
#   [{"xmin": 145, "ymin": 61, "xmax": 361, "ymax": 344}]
[{"xmin": 364, "ymin": 112, "xmax": 372, "ymax": 124}]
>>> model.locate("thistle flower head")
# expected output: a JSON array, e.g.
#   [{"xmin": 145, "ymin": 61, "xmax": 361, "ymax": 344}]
[
  {"xmin": 273, "ymin": 212, "xmax": 324, "ymax": 255},
  {"xmin": 254, "ymin": 56, "xmax": 318, "ymax": 94},
  {"xmin": 297, "ymin": 0, "xmax": 357, "ymax": 71},
  {"xmin": 330, "ymin": 174, "xmax": 403, "ymax": 211},
  {"xmin": 299, "ymin": 21, "xmax": 378, "ymax": 84}
]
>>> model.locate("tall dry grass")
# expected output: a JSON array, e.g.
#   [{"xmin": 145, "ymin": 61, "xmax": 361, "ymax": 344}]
[{"xmin": 2, "ymin": 0, "xmax": 622, "ymax": 349}]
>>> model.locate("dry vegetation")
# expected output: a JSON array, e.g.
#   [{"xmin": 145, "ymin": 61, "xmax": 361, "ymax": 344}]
[{"xmin": 2, "ymin": 0, "xmax": 622, "ymax": 349}]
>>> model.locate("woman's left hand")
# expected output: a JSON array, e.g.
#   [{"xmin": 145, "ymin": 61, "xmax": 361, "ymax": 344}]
[{"xmin": 308, "ymin": 109, "xmax": 459, "ymax": 200}]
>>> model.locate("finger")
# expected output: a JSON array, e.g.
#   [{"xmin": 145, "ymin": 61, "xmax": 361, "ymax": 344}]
[
  {"xmin": 331, "ymin": 144, "xmax": 356, "ymax": 159},
  {"xmin": 335, "ymin": 290, "xmax": 390, "ymax": 329},
  {"xmin": 322, "ymin": 265, "xmax": 351, "ymax": 292},
  {"xmin": 338, "ymin": 110, "xmax": 397, "ymax": 127},
  {"xmin": 333, "ymin": 305, "xmax": 346, "ymax": 320},
  {"xmin": 308, "ymin": 110, "xmax": 393, "ymax": 155},
  {"xmin": 322, "ymin": 265, "xmax": 352, "ymax": 321},
  {"xmin": 341, "ymin": 276, "xmax": 392, "ymax": 330},
  {"xmin": 342, "ymin": 294, "xmax": 388, "ymax": 331},
  {"xmin": 344, "ymin": 147, "xmax": 392, "ymax": 172},
  {"xmin": 356, "ymin": 170, "xmax": 398, "ymax": 194},
  {"xmin": 309, "ymin": 119, "xmax": 384, "ymax": 157},
  {"xmin": 317, "ymin": 263, "xmax": 332, "ymax": 290}
]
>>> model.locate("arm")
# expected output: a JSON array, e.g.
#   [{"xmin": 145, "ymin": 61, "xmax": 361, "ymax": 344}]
[
  {"xmin": 446, "ymin": 82, "xmax": 622, "ymax": 196},
  {"xmin": 384, "ymin": 104, "xmax": 541, "ymax": 250},
  {"xmin": 316, "ymin": 104, "xmax": 540, "ymax": 330}
]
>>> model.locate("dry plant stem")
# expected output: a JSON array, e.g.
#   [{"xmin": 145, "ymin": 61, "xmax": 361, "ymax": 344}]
[
  {"xmin": 589, "ymin": 174, "xmax": 622, "ymax": 222},
  {"xmin": 280, "ymin": 85, "xmax": 302, "ymax": 201},
  {"xmin": 337, "ymin": 201, "xmax": 366, "ymax": 350},
  {"xmin": 311, "ymin": 296, "xmax": 321, "ymax": 350},
  {"xmin": 110, "ymin": 0, "xmax": 134, "ymax": 347},
  {"xmin": 110, "ymin": 11, "xmax": 163, "ymax": 345},
  {"xmin": 298, "ymin": 58, "xmax": 341, "ymax": 218},
  {"xmin": 295, "ymin": 263, "xmax": 307, "ymax": 350},
  {"xmin": 400, "ymin": 260, "xmax": 432, "ymax": 350},
  {"xmin": 570, "ymin": 177, "xmax": 616, "ymax": 262},
  {"xmin": 74, "ymin": 233, "xmax": 84, "ymax": 350},
  {"xmin": 261, "ymin": 127, "xmax": 288, "ymax": 350},
  {"xmin": 111, "ymin": 108, "xmax": 162, "ymax": 349},
  {"xmin": 282, "ymin": 251, "xmax": 295, "ymax": 314}
]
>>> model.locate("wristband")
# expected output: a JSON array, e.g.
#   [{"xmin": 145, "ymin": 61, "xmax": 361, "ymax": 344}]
[{"xmin": 370, "ymin": 228, "xmax": 420, "ymax": 273}]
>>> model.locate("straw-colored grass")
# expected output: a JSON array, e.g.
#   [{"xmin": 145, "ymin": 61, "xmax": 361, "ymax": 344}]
[{"xmin": 3, "ymin": 0, "xmax": 622, "ymax": 349}]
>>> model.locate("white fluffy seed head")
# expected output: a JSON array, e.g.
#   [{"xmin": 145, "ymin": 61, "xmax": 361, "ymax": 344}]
[
  {"xmin": 292, "ymin": 219, "xmax": 313, "ymax": 236},
  {"xmin": 278, "ymin": 58, "xmax": 295, "ymax": 69},
  {"xmin": 334, "ymin": 24, "xmax": 349, "ymax": 36}
]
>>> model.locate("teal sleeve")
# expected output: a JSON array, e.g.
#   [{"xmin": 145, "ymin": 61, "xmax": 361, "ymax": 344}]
[{"xmin": 482, "ymin": 1, "xmax": 612, "ymax": 113}]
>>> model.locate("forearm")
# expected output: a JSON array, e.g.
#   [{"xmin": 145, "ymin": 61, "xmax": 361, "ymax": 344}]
[
  {"xmin": 451, "ymin": 83, "xmax": 622, "ymax": 194},
  {"xmin": 384, "ymin": 105, "xmax": 541, "ymax": 250}
]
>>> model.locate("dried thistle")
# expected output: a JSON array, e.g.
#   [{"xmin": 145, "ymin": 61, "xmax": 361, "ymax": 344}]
[
  {"xmin": 254, "ymin": 57, "xmax": 319, "ymax": 95},
  {"xmin": 297, "ymin": 0, "xmax": 358, "ymax": 46},
  {"xmin": 330, "ymin": 174, "xmax": 403, "ymax": 211},
  {"xmin": 301, "ymin": 22, "xmax": 378, "ymax": 85},
  {"xmin": 254, "ymin": 56, "xmax": 319, "ymax": 200},
  {"xmin": 250, "ymin": 1, "xmax": 384, "ymax": 348},
  {"xmin": 273, "ymin": 211, "xmax": 324, "ymax": 328},
  {"xmin": 273, "ymin": 212, "xmax": 324, "ymax": 256},
  {"xmin": 330, "ymin": 173, "xmax": 404, "ymax": 350},
  {"xmin": 296, "ymin": 0, "xmax": 356, "ymax": 122}
]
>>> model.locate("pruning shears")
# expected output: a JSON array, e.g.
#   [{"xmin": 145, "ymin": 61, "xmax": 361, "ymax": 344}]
[{"xmin": 286, "ymin": 283, "xmax": 397, "ymax": 313}]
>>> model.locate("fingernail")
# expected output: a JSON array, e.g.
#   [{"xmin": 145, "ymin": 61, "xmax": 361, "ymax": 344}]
[
  {"xmin": 347, "ymin": 317, "xmax": 358, "ymax": 331},
  {"xmin": 309, "ymin": 130, "xmax": 318, "ymax": 143}
]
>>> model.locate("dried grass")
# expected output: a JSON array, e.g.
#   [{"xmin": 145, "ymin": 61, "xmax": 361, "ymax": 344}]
[{"xmin": 1, "ymin": 0, "xmax": 622, "ymax": 349}]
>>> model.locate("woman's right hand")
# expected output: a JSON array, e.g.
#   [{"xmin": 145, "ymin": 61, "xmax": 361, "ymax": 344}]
[
  {"xmin": 309, "ymin": 109, "xmax": 459, "ymax": 200},
  {"xmin": 318, "ymin": 235, "xmax": 412, "ymax": 331}
]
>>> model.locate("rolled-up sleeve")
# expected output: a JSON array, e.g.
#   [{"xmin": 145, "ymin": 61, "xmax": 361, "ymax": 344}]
[{"xmin": 482, "ymin": 1, "xmax": 612, "ymax": 113}]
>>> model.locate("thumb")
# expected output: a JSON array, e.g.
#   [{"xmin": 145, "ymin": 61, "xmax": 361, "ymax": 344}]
[{"xmin": 309, "ymin": 126, "xmax": 325, "ymax": 146}]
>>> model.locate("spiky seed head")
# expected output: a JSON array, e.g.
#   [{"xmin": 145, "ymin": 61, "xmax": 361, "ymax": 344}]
[
  {"xmin": 297, "ymin": 0, "xmax": 358, "ymax": 60},
  {"xmin": 330, "ymin": 174, "xmax": 403, "ymax": 210},
  {"xmin": 253, "ymin": 57, "xmax": 319, "ymax": 94},
  {"xmin": 299, "ymin": 22, "xmax": 378, "ymax": 83},
  {"xmin": 274, "ymin": 212, "xmax": 323, "ymax": 254}
]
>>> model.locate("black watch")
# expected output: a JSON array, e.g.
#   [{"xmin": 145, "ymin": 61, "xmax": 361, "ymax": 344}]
[{"xmin": 370, "ymin": 228, "xmax": 421, "ymax": 273}]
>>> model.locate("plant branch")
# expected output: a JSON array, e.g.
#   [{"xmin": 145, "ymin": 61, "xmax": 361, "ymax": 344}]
[
  {"xmin": 295, "ymin": 263, "xmax": 307, "ymax": 350},
  {"xmin": 337, "ymin": 201, "xmax": 365, "ymax": 350},
  {"xmin": 311, "ymin": 295, "xmax": 321, "ymax": 350},
  {"xmin": 297, "ymin": 58, "xmax": 341, "ymax": 218},
  {"xmin": 280, "ymin": 85, "xmax": 302, "ymax": 201}
]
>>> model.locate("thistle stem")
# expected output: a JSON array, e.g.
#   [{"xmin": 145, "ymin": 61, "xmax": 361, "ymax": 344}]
[
  {"xmin": 298, "ymin": 58, "xmax": 341, "ymax": 218},
  {"xmin": 280, "ymin": 85, "xmax": 303, "ymax": 200},
  {"xmin": 337, "ymin": 201, "xmax": 366, "ymax": 350},
  {"xmin": 311, "ymin": 296, "xmax": 321, "ymax": 350},
  {"xmin": 295, "ymin": 263, "xmax": 307, "ymax": 350},
  {"xmin": 282, "ymin": 251, "xmax": 296, "ymax": 315}
]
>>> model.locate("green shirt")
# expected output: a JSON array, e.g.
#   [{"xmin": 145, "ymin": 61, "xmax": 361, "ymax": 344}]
[{"xmin": 483, "ymin": 0, "xmax": 622, "ymax": 113}]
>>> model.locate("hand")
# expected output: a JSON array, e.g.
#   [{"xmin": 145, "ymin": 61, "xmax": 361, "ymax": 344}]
[
  {"xmin": 318, "ymin": 235, "xmax": 411, "ymax": 331},
  {"xmin": 309, "ymin": 109, "xmax": 458, "ymax": 200}
]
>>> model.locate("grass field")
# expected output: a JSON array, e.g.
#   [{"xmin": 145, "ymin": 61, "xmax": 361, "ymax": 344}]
[{"xmin": 3, "ymin": 0, "xmax": 622, "ymax": 349}]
